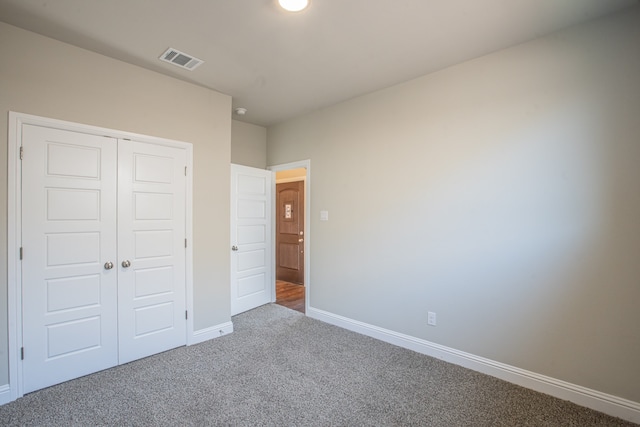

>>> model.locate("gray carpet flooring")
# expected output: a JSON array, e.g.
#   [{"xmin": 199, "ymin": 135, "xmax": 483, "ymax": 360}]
[{"xmin": 0, "ymin": 303, "xmax": 636, "ymax": 426}]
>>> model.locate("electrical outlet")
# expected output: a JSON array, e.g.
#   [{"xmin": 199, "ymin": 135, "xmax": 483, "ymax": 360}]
[{"xmin": 427, "ymin": 311, "xmax": 437, "ymax": 326}]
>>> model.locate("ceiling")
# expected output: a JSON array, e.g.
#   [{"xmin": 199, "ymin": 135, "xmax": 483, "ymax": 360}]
[{"xmin": 0, "ymin": 0, "xmax": 637, "ymax": 127}]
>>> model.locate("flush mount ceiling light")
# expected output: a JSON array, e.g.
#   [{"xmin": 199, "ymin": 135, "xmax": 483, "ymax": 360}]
[{"xmin": 278, "ymin": 0, "xmax": 309, "ymax": 12}]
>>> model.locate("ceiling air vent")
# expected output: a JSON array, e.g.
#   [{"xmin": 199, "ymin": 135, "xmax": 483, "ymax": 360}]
[{"xmin": 159, "ymin": 48, "xmax": 204, "ymax": 71}]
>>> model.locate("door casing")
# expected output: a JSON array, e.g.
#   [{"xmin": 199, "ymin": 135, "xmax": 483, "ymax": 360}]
[{"xmin": 6, "ymin": 112, "xmax": 194, "ymax": 402}]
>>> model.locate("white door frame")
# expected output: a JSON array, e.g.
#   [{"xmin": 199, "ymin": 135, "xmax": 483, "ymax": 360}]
[
  {"xmin": 268, "ymin": 160, "xmax": 311, "ymax": 313},
  {"xmin": 6, "ymin": 112, "xmax": 194, "ymax": 402}
]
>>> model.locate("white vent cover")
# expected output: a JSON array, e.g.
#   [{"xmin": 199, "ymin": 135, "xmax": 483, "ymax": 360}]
[{"xmin": 159, "ymin": 48, "xmax": 204, "ymax": 71}]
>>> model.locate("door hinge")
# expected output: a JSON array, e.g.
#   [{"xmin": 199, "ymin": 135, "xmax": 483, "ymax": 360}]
[
  {"xmin": 21, "ymin": 347, "xmax": 24, "ymax": 360},
  {"xmin": 185, "ymin": 238, "xmax": 187, "ymax": 248},
  {"xmin": 19, "ymin": 146, "xmax": 24, "ymax": 160},
  {"xmin": 19, "ymin": 247, "xmax": 23, "ymax": 260},
  {"xmin": 185, "ymin": 166, "xmax": 187, "ymax": 176},
  {"xmin": 185, "ymin": 310, "xmax": 188, "ymax": 320}
]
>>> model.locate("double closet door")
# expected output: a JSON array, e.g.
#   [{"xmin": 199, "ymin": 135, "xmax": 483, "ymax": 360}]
[{"xmin": 21, "ymin": 125, "xmax": 187, "ymax": 393}]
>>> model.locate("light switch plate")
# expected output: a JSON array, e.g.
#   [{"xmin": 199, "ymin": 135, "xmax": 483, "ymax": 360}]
[{"xmin": 320, "ymin": 210, "xmax": 329, "ymax": 221}]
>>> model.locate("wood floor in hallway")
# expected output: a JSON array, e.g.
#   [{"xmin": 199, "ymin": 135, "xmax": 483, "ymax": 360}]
[{"xmin": 276, "ymin": 280, "xmax": 305, "ymax": 314}]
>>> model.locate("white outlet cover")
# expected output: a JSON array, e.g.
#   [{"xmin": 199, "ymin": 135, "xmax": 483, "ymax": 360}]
[
  {"xmin": 427, "ymin": 311, "xmax": 437, "ymax": 326},
  {"xmin": 320, "ymin": 210, "xmax": 329, "ymax": 221}
]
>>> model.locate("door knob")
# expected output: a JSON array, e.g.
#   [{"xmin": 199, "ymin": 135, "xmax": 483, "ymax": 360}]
[
  {"xmin": 122, "ymin": 260, "xmax": 131, "ymax": 268},
  {"xmin": 104, "ymin": 261, "xmax": 114, "ymax": 270},
  {"xmin": 232, "ymin": 245, "xmax": 238, "ymax": 251},
  {"xmin": 298, "ymin": 239, "xmax": 304, "ymax": 242}
]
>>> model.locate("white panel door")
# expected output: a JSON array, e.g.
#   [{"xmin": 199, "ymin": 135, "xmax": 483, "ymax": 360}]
[
  {"xmin": 117, "ymin": 140, "xmax": 187, "ymax": 363},
  {"xmin": 21, "ymin": 125, "xmax": 118, "ymax": 393},
  {"xmin": 231, "ymin": 164, "xmax": 272, "ymax": 315}
]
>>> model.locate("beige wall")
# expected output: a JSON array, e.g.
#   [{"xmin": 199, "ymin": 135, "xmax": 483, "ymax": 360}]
[
  {"xmin": 276, "ymin": 168, "xmax": 306, "ymax": 181},
  {"xmin": 268, "ymin": 7, "xmax": 640, "ymax": 403},
  {"xmin": 0, "ymin": 23, "xmax": 232, "ymax": 386},
  {"xmin": 231, "ymin": 120, "xmax": 267, "ymax": 168}
]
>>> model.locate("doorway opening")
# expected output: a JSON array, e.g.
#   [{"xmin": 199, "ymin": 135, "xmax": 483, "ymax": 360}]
[{"xmin": 269, "ymin": 161, "xmax": 310, "ymax": 314}]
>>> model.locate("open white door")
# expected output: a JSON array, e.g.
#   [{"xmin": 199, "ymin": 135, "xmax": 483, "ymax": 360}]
[{"xmin": 230, "ymin": 164, "xmax": 273, "ymax": 315}]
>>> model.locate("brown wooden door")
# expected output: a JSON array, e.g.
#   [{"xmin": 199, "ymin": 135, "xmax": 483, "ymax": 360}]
[{"xmin": 276, "ymin": 180, "xmax": 304, "ymax": 284}]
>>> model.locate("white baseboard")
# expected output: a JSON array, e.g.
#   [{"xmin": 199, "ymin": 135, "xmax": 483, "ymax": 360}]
[
  {"xmin": 0, "ymin": 384, "xmax": 11, "ymax": 405},
  {"xmin": 307, "ymin": 307, "xmax": 640, "ymax": 424},
  {"xmin": 188, "ymin": 321, "xmax": 234, "ymax": 345}
]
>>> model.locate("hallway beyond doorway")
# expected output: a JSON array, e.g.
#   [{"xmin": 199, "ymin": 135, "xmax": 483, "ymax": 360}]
[{"xmin": 275, "ymin": 280, "xmax": 305, "ymax": 314}]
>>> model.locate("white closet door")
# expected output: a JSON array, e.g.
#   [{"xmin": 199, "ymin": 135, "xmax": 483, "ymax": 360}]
[
  {"xmin": 21, "ymin": 125, "xmax": 118, "ymax": 393},
  {"xmin": 117, "ymin": 140, "xmax": 187, "ymax": 363}
]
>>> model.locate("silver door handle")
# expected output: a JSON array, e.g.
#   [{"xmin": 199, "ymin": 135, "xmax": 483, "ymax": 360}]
[
  {"xmin": 104, "ymin": 261, "xmax": 114, "ymax": 270},
  {"xmin": 122, "ymin": 260, "xmax": 131, "ymax": 268},
  {"xmin": 298, "ymin": 239, "xmax": 304, "ymax": 242},
  {"xmin": 232, "ymin": 245, "xmax": 238, "ymax": 251}
]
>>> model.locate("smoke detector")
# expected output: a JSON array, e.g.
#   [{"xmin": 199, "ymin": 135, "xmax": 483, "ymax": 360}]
[
  {"xmin": 159, "ymin": 48, "xmax": 204, "ymax": 71},
  {"xmin": 235, "ymin": 107, "xmax": 247, "ymax": 116}
]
